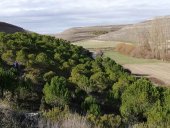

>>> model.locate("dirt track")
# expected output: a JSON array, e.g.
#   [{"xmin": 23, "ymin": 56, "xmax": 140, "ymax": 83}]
[{"xmin": 123, "ymin": 63, "xmax": 170, "ymax": 86}]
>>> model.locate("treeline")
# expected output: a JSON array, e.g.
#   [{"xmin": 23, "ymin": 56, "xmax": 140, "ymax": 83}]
[
  {"xmin": 115, "ymin": 43, "xmax": 154, "ymax": 59},
  {"xmin": 0, "ymin": 32, "xmax": 169, "ymax": 127},
  {"xmin": 113, "ymin": 18, "xmax": 170, "ymax": 61}
]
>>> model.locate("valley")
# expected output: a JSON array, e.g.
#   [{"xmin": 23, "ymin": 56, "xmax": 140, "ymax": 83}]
[
  {"xmin": 72, "ymin": 39, "xmax": 170, "ymax": 86},
  {"xmin": 0, "ymin": 16, "xmax": 170, "ymax": 128}
]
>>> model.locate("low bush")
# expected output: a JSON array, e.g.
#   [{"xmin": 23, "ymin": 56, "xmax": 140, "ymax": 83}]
[
  {"xmin": 115, "ymin": 43, "xmax": 136, "ymax": 55},
  {"xmin": 115, "ymin": 43, "xmax": 154, "ymax": 59}
]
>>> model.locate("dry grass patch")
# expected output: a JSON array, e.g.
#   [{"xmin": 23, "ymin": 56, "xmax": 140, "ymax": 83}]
[
  {"xmin": 73, "ymin": 40, "xmax": 118, "ymax": 49},
  {"xmin": 115, "ymin": 43, "xmax": 136, "ymax": 55},
  {"xmin": 124, "ymin": 63, "xmax": 170, "ymax": 86},
  {"xmin": 115, "ymin": 43, "xmax": 154, "ymax": 59}
]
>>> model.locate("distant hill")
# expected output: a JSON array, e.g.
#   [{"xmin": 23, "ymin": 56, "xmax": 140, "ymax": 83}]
[
  {"xmin": 95, "ymin": 16, "xmax": 170, "ymax": 43},
  {"xmin": 94, "ymin": 20, "xmax": 151, "ymax": 42},
  {"xmin": 56, "ymin": 16, "xmax": 170, "ymax": 43},
  {"xmin": 0, "ymin": 22, "xmax": 26, "ymax": 33},
  {"xmin": 55, "ymin": 25, "xmax": 128, "ymax": 42}
]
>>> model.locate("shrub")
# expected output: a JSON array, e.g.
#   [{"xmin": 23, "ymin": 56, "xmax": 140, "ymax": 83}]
[
  {"xmin": 36, "ymin": 53, "xmax": 49, "ymax": 65},
  {"xmin": 87, "ymin": 114, "xmax": 121, "ymax": 128},
  {"xmin": 120, "ymin": 78, "xmax": 160, "ymax": 123},
  {"xmin": 43, "ymin": 71, "xmax": 56, "ymax": 82},
  {"xmin": 115, "ymin": 43, "xmax": 154, "ymax": 59},
  {"xmin": 43, "ymin": 76, "xmax": 70, "ymax": 107},
  {"xmin": 81, "ymin": 96, "xmax": 101, "ymax": 116},
  {"xmin": 16, "ymin": 50, "xmax": 27, "ymax": 65},
  {"xmin": 115, "ymin": 43, "xmax": 135, "ymax": 55},
  {"xmin": 1, "ymin": 50, "xmax": 15, "ymax": 64}
]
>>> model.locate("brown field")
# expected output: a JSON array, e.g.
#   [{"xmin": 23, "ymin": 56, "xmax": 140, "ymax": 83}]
[{"xmin": 123, "ymin": 63, "xmax": 170, "ymax": 86}]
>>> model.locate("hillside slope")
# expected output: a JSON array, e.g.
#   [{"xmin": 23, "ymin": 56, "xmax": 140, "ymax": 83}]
[
  {"xmin": 56, "ymin": 16, "xmax": 170, "ymax": 43},
  {"xmin": 55, "ymin": 25, "xmax": 128, "ymax": 42},
  {"xmin": 95, "ymin": 16, "xmax": 170, "ymax": 43},
  {"xmin": 0, "ymin": 33, "xmax": 170, "ymax": 128},
  {"xmin": 0, "ymin": 22, "xmax": 25, "ymax": 33}
]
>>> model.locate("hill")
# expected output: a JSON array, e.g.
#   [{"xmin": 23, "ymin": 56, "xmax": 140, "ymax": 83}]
[
  {"xmin": 95, "ymin": 16, "xmax": 170, "ymax": 42},
  {"xmin": 55, "ymin": 25, "xmax": 128, "ymax": 42},
  {"xmin": 56, "ymin": 16, "xmax": 170, "ymax": 44},
  {"xmin": 0, "ymin": 22, "xmax": 26, "ymax": 33},
  {"xmin": 0, "ymin": 32, "xmax": 170, "ymax": 127}
]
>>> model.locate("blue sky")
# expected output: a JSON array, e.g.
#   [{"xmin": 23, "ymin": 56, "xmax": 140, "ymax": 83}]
[{"xmin": 1, "ymin": 0, "xmax": 170, "ymax": 34}]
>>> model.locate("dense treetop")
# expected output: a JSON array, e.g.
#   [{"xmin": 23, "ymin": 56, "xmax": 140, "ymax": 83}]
[{"xmin": 0, "ymin": 32, "xmax": 169, "ymax": 127}]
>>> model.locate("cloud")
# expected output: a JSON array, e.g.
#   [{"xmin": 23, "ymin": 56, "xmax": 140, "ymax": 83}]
[{"xmin": 0, "ymin": 0, "xmax": 170, "ymax": 33}]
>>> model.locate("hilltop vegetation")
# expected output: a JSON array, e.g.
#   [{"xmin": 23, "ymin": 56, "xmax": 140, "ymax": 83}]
[{"xmin": 0, "ymin": 32, "xmax": 170, "ymax": 127}]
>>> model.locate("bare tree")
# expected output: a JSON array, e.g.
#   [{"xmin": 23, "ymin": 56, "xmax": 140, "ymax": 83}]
[
  {"xmin": 135, "ymin": 17, "xmax": 170, "ymax": 60},
  {"xmin": 149, "ymin": 17, "xmax": 170, "ymax": 60},
  {"xmin": 136, "ymin": 26, "xmax": 151, "ymax": 50}
]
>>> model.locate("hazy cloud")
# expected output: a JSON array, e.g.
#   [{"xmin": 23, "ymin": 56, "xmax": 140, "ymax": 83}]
[{"xmin": 0, "ymin": 0, "xmax": 170, "ymax": 33}]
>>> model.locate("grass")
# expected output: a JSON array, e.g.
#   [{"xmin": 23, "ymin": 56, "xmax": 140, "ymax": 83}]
[
  {"xmin": 72, "ymin": 40, "xmax": 161, "ymax": 64},
  {"xmin": 104, "ymin": 51, "xmax": 160, "ymax": 65},
  {"xmin": 73, "ymin": 40, "xmax": 118, "ymax": 49}
]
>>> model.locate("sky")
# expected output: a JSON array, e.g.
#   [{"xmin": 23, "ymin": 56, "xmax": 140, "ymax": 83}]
[{"xmin": 1, "ymin": 0, "xmax": 170, "ymax": 34}]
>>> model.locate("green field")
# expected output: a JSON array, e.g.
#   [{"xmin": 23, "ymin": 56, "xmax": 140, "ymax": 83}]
[
  {"xmin": 73, "ymin": 40, "xmax": 118, "ymax": 49},
  {"xmin": 104, "ymin": 51, "xmax": 160, "ymax": 65},
  {"xmin": 73, "ymin": 40, "xmax": 161, "ymax": 64}
]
